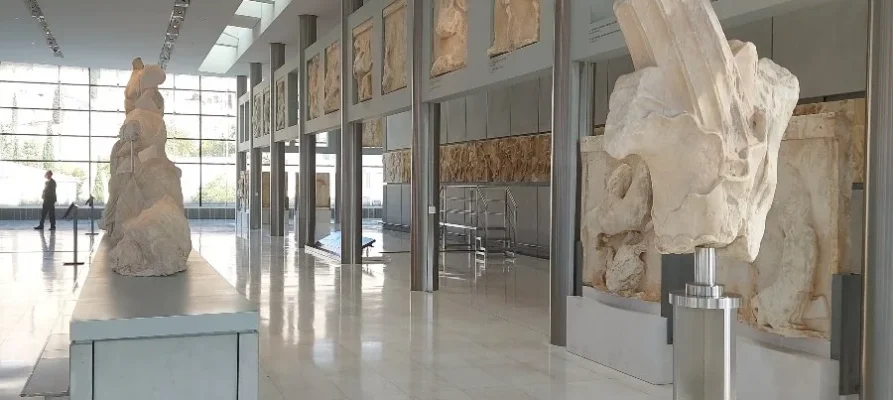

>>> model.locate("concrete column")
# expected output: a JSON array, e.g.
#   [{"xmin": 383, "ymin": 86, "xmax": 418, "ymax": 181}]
[
  {"xmin": 249, "ymin": 62, "xmax": 263, "ymax": 230},
  {"xmin": 298, "ymin": 15, "xmax": 319, "ymax": 247},
  {"xmin": 863, "ymin": 0, "xmax": 893, "ymax": 398},
  {"xmin": 332, "ymin": 130, "xmax": 342, "ymax": 225},
  {"xmin": 270, "ymin": 43, "xmax": 287, "ymax": 236},
  {"xmin": 410, "ymin": 0, "xmax": 440, "ymax": 292},
  {"xmin": 339, "ymin": 0, "xmax": 363, "ymax": 264},
  {"xmin": 549, "ymin": 0, "xmax": 576, "ymax": 346}
]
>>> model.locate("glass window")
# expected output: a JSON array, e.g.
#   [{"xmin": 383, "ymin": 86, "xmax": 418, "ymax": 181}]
[
  {"xmin": 201, "ymin": 116, "xmax": 236, "ymax": 140},
  {"xmin": 175, "ymin": 74, "xmax": 201, "ymax": 90},
  {"xmin": 200, "ymin": 164, "xmax": 236, "ymax": 207},
  {"xmin": 60, "ymin": 85, "xmax": 90, "ymax": 110},
  {"xmin": 88, "ymin": 162, "xmax": 111, "ymax": 206},
  {"xmin": 173, "ymin": 90, "xmax": 201, "ymax": 114},
  {"xmin": 201, "ymin": 91, "xmax": 235, "ymax": 116},
  {"xmin": 89, "ymin": 68, "xmax": 129, "ymax": 87},
  {"xmin": 159, "ymin": 89, "xmax": 176, "ymax": 114},
  {"xmin": 0, "ymin": 63, "xmax": 58, "ymax": 83},
  {"xmin": 201, "ymin": 139, "xmax": 236, "ymax": 161},
  {"xmin": 90, "ymin": 137, "xmax": 119, "ymax": 162},
  {"xmin": 201, "ymin": 76, "xmax": 235, "ymax": 91},
  {"xmin": 90, "ymin": 86, "xmax": 125, "ymax": 111},
  {"xmin": 60, "ymin": 66, "xmax": 89, "ymax": 84},
  {"xmin": 166, "ymin": 138, "xmax": 200, "ymax": 163},
  {"xmin": 165, "ymin": 115, "xmax": 200, "ymax": 139},
  {"xmin": 0, "ymin": 82, "xmax": 58, "ymax": 109},
  {"xmin": 90, "ymin": 112, "xmax": 125, "ymax": 137},
  {"xmin": 178, "ymin": 163, "xmax": 201, "ymax": 206}
]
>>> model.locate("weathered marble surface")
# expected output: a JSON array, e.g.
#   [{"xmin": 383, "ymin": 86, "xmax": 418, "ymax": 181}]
[
  {"xmin": 580, "ymin": 136, "xmax": 662, "ymax": 301},
  {"xmin": 324, "ymin": 41, "xmax": 341, "ymax": 114},
  {"xmin": 431, "ymin": 0, "xmax": 468, "ymax": 77},
  {"xmin": 308, "ymin": 55, "xmax": 322, "ymax": 120},
  {"xmin": 383, "ymin": 0, "xmax": 408, "ymax": 94},
  {"xmin": 261, "ymin": 171, "xmax": 271, "ymax": 208},
  {"xmin": 384, "ymin": 133, "xmax": 550, "ymax": 184},
  {"xmin": 353, "ymin": 19, "xmax": 374, "ymax": 102},
  {"xmin": 489, "ymin": 0, "xmax": 540, "ymax": 57},
  {"xmin": 275, "ymin": 78, "xmax": 287, "ymax": 131},
  {"xmin": 263, "ymin": 87, "xmax": 272, "ymax": 136},
  {"xmin": 237, "ymin": 170, "xmax": 249, "ymax": 211},
  {"xmin": 100, "ymin": 57, "xmax": 191, "ymax": 277},
  {"xmin": 316, "ymin": 173, "xmax": 331, "ymax": 207},
  {"xmin": 252, "ymin": 93, "xmax": 262, "ymax": 137},
  {"xmin": 794, "ymin": 99, "xmax": 866, "ymax": 183},
  {"xmin": 606, "ymin": 0, "xmax": 800, "ymax": 262},
  {"xmin": 384, "ymin": 150, "xmax": 411, "ymax": 183},
  {"xmin": 362, "ymin": 118, "xmax": 384, "ymax": 148}
]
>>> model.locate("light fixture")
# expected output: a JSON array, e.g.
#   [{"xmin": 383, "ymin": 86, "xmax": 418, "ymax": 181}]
[
  {"xmin": 22, "ymin": 0, "xmax": 63, "ymax": 58},
  {"xmin": 158, "ymin": 0, "xmax": 191, "ymax": 69}
]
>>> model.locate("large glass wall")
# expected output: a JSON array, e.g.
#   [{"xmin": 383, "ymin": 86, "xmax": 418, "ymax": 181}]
[{"xmin": 0, "ymin": 62, "xmax": 237, "ymax": 208}]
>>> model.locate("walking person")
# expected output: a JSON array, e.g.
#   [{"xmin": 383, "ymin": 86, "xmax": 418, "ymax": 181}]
[{"xmin": 35, "ymin": 170, "xmax": 57, "ymax": 231}]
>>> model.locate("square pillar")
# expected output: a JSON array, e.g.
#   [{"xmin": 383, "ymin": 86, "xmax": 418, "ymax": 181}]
[
  {"xmin": 270, "ymin": 43, "xmax": 287, "ymax": 236},
  {"xmin": 298, "ymin": 15, "xmax": 319, "ymax": 247},
  {"xmin": 248, "ymin": 62, "xmax": 263, "ymax": 230}
]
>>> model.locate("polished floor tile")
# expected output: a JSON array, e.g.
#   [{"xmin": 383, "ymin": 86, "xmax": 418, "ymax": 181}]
[{"xmin": 0, "ymin": 220, "xmax": 667, "ymax": 400}]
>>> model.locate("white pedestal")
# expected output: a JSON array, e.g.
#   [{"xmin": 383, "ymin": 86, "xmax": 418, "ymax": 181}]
[
  {"xmin": 315, "ymin": 207, "xmax": 331, "ymax": 241},
  {"xmin": 70, "ymin": 238, "xmax": 260, "ymax": 400},
  {"xmin": 736, "ymin": 337, "xmax": 839, "ymax": 400},
  {"xmin": 567, "ymin": 287, "xmax": 673, "ymax": 384},
  {"xmin": 236, "ymin": 211, "xmax": 249, "ymax": 238}
]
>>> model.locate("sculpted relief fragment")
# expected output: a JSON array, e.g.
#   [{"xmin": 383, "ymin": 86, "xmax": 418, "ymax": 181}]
[
  {"xmin": 383, "ymin": 0, "xmax": 408, "ymax": 94},
  {"xmin": 263, "ymin": 87, "xmax": 271, "ymax": 136},
  {"xmin": 353, "ymin": 19, "xmax": 374, "ymax": 102},
  {"xmin": 489, "ymin": 0, "xmax": 540, "ymax": 57},
  {"xmin": 308, "ymin": 54, "xmax": 322, "ymax": 119},
  {"xmin": 324, "ymin": 41, "xmax": 341, "ymax": 114},
  {"xmin": 431, "ymin": 0, "xmax": 468, "ymax": 77},
  {"xmin": 275, "ymin": 78, "xmax": 287, "ymax": 131},
  {"xmin": 605, "ymin": 0, "xmax": 800, "ymax": 262}
]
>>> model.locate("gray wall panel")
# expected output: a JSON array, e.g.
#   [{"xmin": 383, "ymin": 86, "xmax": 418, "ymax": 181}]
[
  {"xmin": 537, "ymin": 187, "xmax": 551, "ymax": 247},
  {"xmin": 401, "ymin": 184, "xmax": 411, "ymax": 226},
  {"xmin": 486, "ymin": 86, "xmax": 512, "ymax": 138},
  {"xmin": 539, "ymin": 75, "xmax": 553, "ymax": 133},
  {"xmin": 772, "ymin": 0, "xmax": 869, "ymax": 98},
  {"xmin": 594, "ymin": 61, "xmax": 609, "ymax": 127},
  {"xmin": 607, "ymin": 56, "xmax": 635, "ymax": 101},
  {"xmin": 385, "ymin": 184, "xmax": 402, "ymax": 224},
  {"xmin": 385, "ymin": 111, "xmax": 412, "ymax": 150},
  {"xmin": 724, "ymin": 19, "xmax": 774, "ymax": 58},
  {"xmin": 510, "ymin": 79, "xmax": 541, "ymax": 136},
  {"xmin": 465, "ymin": 91, "xmax": 488, "ymax": 141},
  {"xmin": 445, "ymin": 97, "xmax": 467, "ymax": 143},
  {"xmin": 511, "ymin": 186, "xmax": 539, "ymax": 245}
]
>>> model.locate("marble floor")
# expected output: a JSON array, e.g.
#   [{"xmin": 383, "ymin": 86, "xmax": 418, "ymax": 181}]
[{"xmin": 0, "ymin": 220, "xmax": 670, "ymax": 400}]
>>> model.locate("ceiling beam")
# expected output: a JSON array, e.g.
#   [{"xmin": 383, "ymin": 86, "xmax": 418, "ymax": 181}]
[{"xmin": 230, "ymin": 14, "xmax": 259, "ymax": 28}]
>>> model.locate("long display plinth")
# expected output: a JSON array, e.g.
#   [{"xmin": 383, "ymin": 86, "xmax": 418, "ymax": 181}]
[{"xmin": 69, "ymin": 237, "xmax": 259, "ymax": 400}]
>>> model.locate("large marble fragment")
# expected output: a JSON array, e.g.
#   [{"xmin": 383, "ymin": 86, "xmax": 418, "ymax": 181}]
[
  {"xmin": 237, "ymin": 170, "xmax": 249, "ymax": 211},
  {"xmin": 308, "ymin": 55, "xmax": 322, "ymax": 119},
  {"xmin": 605, "ymin": 0, "xmax": 800, "ymax": 262},
  {"xmin": 353, "ymin": 19, "xmax": 374, "ymax": 102},
  {"xmin": 362, "ymin": 118, "xmax": 384, "ymax": 148},
  {"xmin": 263, "ymin": 87, "xmax": 272, "ymax": 135},
  {"xmin": 489, "ymin": 0, "xmax": 540, "ymax": 57},
  {"xmin": 252, "ymin": 93, "xmax": 262, "ymax": 137},
  {"xmin": 100, "ymin": 57, "xmax": 191, "ymax": 277},
  {"xmin": 580, "ymin": 135, "xmax": 662, "ymax": 301},
  {"xmin": 324, "ymin": 41, "xmax": 341, "ymax": 114},
  {"xmin": 383, "ymin": 0, "xmax": 408, "ymax": 94},
  {"xmin": 275, "ymin": 78, "xmax": 287, "ymax": 130},
  {"xmin": 431, "ymin": 0, "xmax": 468, "ymax": 77},
  {"xmin": 316, "ymin": 173, "xmax": 331, "ymax": 207},
  {"xmin": 384, "ymin": 151, "xmax": 412, "ymax": 183}
]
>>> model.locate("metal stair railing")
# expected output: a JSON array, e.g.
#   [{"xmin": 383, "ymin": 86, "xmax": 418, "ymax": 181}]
[{"xmin": 439, "ymin": 185, "xmax": 518, "ymax": 261}]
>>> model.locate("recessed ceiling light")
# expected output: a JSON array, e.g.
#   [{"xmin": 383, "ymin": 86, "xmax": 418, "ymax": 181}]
[
  {"xmin": 22, "ymin": 0, "xmax": 63, "ymax": 57},
  {"xmin": 158, "ymin": 0, "xmax": 191, "ymax": 69}
]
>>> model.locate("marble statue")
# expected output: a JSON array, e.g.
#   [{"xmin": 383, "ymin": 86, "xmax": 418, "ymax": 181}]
[
  {"xmin": 383, "ymin": 0, "xmax": 408, "ymax": 94},
  {"xmin": 263, "ymin": 87, "xmax": 271, "ymax": 135},
  {"xmin": 324, "ymin": 41, "xmax": 341, "ymax": 114},
  {"xmin": 489, "ymin": 0, "xmax": 540, "ymax": 57},
  {"xmin": 252, "ymin": 93, "xmax": 262, "ymax": 137},
  {"xmin": 308, "ymin": 55, "xmax": 322, "ymax": 119},
  {"xmin": 354, "ymin": 19, "xmax": 374, "ymax": 102},
  {"xmin": 100, "ymin": 57, "xmax": 191, "ymax": 277},
  {"xmin": 275, "ymin": 78, "xmax": 287, "ymax": 130},
  {"xmin": 431, "ymin": 0, "xmax": 468, "ymax": 77},
  {"xmin": 605, "ymin": 0, "xmax": 800, "ymax": 262}
]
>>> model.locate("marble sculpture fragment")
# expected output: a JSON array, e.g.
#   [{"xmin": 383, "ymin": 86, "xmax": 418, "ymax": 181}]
[
  {"xmin": 100, "ymin": 57, "xmax": 192, "ymax": 277},
  {"xmin": 324, "ymin": 41, "xmax": 341, "ymax": 114},
  {"xmin": 431, "ymin": 0, "xmax": 468, "ymax": 77},
  {"xmin": 275, "ymin": 78, "xmax": 287, "ymax": 130},
  {"xmin": 353, "ymin": 19, "xmax": 374, "ymax": 102},
  {"xmin": 308, "ymin": 55, "xmax": 322, "ymax": 119},
  {"xmin": 605, "ymin": 0, "xmax": 800, "ymax": 262},
  {"xmin": 382, "ymin": 0, "xmax": 408, "ymax": 93},
  {"xmin": 489, "ymin": 0, "xmax": 540, "ymax": 57}
]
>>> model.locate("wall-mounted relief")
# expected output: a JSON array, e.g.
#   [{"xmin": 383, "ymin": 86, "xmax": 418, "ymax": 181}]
[
  {"xmin": 316, "ymin": 173, "xmax": 331, "ymax": 207},
  {"xmin": 263, "ymin": 87, "xmax": 272, "ymax": 136},
  {"xmin": 580, "ymin": 135, "xmax": 662, "ymax": 301},
  {"xmin": 275, "ymin": 77, "xmax": 287, "ymax": 131},
  {"xmin": 324, "ymin": 41, "xmax": 341, "ymax": 114},
  {"xmin": 383, "ymin": 0, "xmax": 408, "ymax": 94},
  {"xmin": 489, "ymin": 0, "xmax": 540, "ymax": 57},
  {"xmin": 384, "ymin": 150, "xmax": 411, "ymax": 183},
  {"xmin": 584, "ymin": 102, "xmax": 860, "ymax": 339},
  {"xmin": 308, "ymin": 55, "xmax": 322, "ymax": 120},
  {"xmin": 793, "ymin": 98, "xmax": 866, "ymax": 184},
  {"xmin": 237, "ymin": 171, "xmax": 249, "ymax": 211},
  {"xmin": 362, "ymin": 118, "xmax": 385, "ymax": 148},
  {"xmin": 431, "ymin": 0, "xmax": 468, "ymax": 77},
  {"xmin": 353, "ymin": 19, "xmax": 374, "ymax": 102},
  {"xmin": 252, "ymin": 94, "xmax": 262, "ymax": 138}
]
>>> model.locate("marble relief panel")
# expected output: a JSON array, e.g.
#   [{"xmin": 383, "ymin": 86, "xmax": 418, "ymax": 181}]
[
  {"xmin": 383, "ymin": 0, "xmax": 408, "ymax": 94},
  {"xmin": 316, "ymin": 173, "xmax": 331, "ymax": 207},
  {"xmin": 362, "ymin": 118, "xmax": 384, "ymax": 148},
  {"xmin": 489, "ymin": 0, "xmax": 540, "ymax": 57},
  {"xmin": 252, "ymin": 93, "xmax": 262, "ymax": 138},
  {"xmin": 324, "ymin": 41, "xmax": 341, "ymax": 114},
  {"xmin": 384, "ymin": 150, "xmax": 411, "ymax": 183},
  {"xmin": 263, "ymin": 87, "xmax": 272, "ymax": 136},
  {"xmin": 275, "ymin": 78, "xmax": 287, "ymax": 131},
  {"xmin": 353, "ymin": 19, "xmax": 374, "ymax": 102},
  {"xmin": 431, "ymin": 0, "xmax": 468, "ymax": 77},
  {"xmin": 308, "ymin": 54, "xmax": 322, "ymax": 119}
]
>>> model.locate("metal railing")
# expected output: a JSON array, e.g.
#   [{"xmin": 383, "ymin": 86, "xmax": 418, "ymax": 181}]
[{"xmin": 439, "ymin": 185, "xmax": 517, "ymax": 259}]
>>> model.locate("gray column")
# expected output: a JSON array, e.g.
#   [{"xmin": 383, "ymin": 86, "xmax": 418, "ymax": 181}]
[
  {"xmin": 249, "ymin": 62, "xmax": 263, "ymax": 230},
  {"xmin": 270, "ymin": 43, "xmax": 287, "ymax": 236},
  {"xmin": 410, "ymin": 0, "xmax": 440, "ymax": 292},
  {"xmin": 332, "ymin": 130, "xmax": 342, "ymax": 225},
  {"xmin": 236, "ymin": 75, "xmax": 248, "ymax": 212},
  {"xmin": 549, "ymin": 0, "xmax": 576, "ymax": 346},
  {"xmin": 339, "ymin": 0, "xmax": 364, "ymax": 264},
  {"xmin": 863, "ymin": 0, "xmax": 893, "ymax": 398},
  {"xmin": 298, "ymin": 15, "xmax": 319, "ymax": 247}
]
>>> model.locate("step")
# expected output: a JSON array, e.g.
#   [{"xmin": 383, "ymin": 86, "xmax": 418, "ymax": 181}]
[{"xmin": 21, "ymin": 331, "xmax": 70, "ymax": 399}]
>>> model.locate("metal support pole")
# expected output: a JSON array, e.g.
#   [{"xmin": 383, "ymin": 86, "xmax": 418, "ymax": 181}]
[
  {"xmin": 669, "ymin": 248, "xmax": 740, "ymax": 400},
  {"xmin": 339, "ymin": 0, "xmax": 363, "ymax": 264},
  {"xmin": 333, "ymin": 130, "xmax": 342, "ymax": 225},
  {"xmin": 863, "ymin": 0, "xmax": 893, "ymax": 398},
  {"xmin": 64, "ymin": 205, "xmax": 84, "ymax": 266},
  {"xmin": 249, "ymin": 62, "xmax": 263, "ymax": 230},
  {"xmin": 85, "ymin": 197, "xmax": 98, "ymax": 236},
  {"xmin": 298, "ymin": 15, "xmax": 319, "ymax": 247},
  {"xmin": 410, "ymin": 0, "xmax": 440, "ymax": 292},
  {"xmin": 549, "ymin": 0, "xmax": 575, "ymax": 346},
  {"xmin": 270, "ymin": 43, "xmax": 287, "ymax": 236}
]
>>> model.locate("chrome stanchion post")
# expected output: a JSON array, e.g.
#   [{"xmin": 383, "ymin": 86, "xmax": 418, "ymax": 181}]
[
  {"xmin": 85, "ymin": 196, "xmax": 99, "ymax": 236},
  {"xmin": 64, "ymin": 204, "xmax": 85, "ymax": 267},
  {"xmin": 669, "ymin": 247, "xmax": 740, "ymax": 400}
]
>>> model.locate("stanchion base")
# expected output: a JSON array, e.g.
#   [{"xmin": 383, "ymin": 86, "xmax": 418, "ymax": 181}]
[
  {"xmin": 64, "ymin": 262, "xmax": 85, "ymax": 266},
  {"xmin": 85, "ymin": 233, "xmax": 100, "ymax": 236}
]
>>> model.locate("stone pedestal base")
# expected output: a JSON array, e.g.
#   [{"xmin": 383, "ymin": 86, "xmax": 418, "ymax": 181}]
[{"xmin": 736, "ymin": 338, "xmax": 839, "ymax": 400}]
